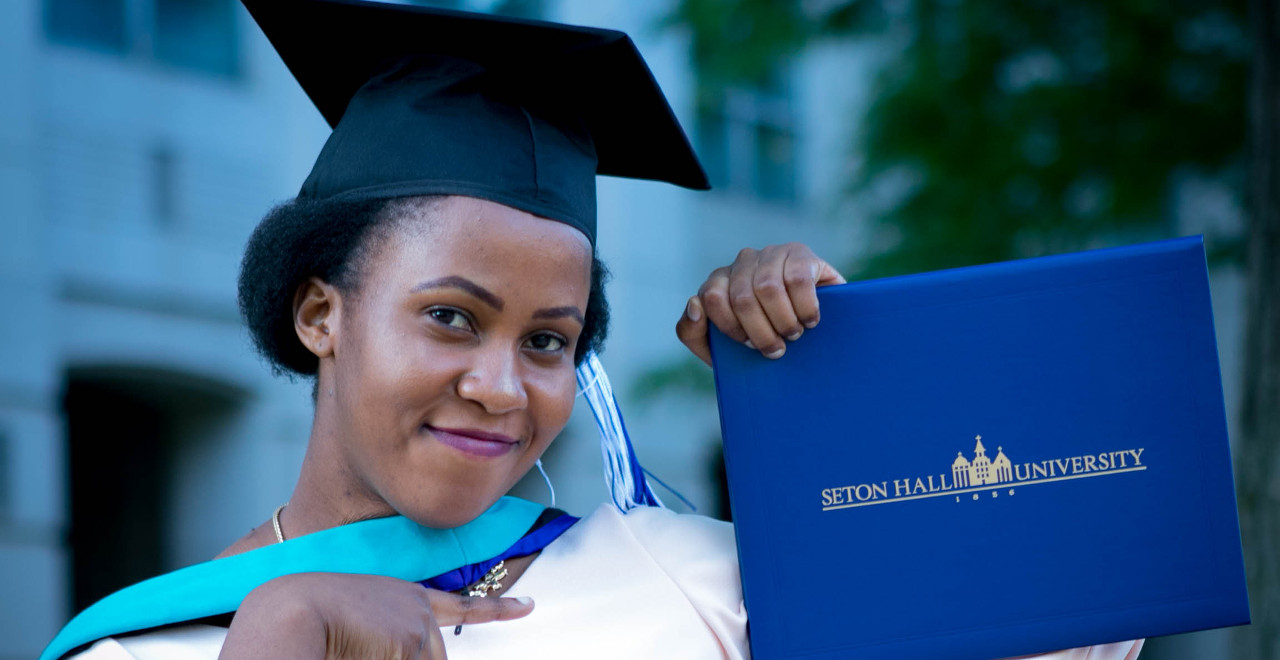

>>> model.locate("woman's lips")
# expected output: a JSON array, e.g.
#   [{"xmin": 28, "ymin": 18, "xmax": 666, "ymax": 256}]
[{"xmin": 427, "ymin": 426, "xmax": 519, "ymax": 458}]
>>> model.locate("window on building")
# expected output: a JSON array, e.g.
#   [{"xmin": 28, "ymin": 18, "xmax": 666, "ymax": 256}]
[
  {"xmin": 487, "ymin": 0, "xmax": 544, "ymax": 19},
  {"xmin": 404, "ymin": 0, "xmax": 543, "ymax": 18},
  {"xmin": 44, "ymin": 0, "xmax": 240, "ymax": 78},
  {"xmin": 0, "ymin": 427, "xmax": 9, "ymax": 519},
  {"xmin": 695, "ymin": 68, "xmax": 798, "ymax": 205},
  {"xmin": 151, "ymin": 144, "xmax": 177, "ymax": 229},
  {"xmin": 154, "ymin": 0, "xmax": 239, "ymax": 76},
  {"xmin": 44, "ymin": 0, "xmax": 128, "ymax": 53},
  {"xmin": 403, "ymin": 0, "xmax": 466, "ymax": 8}
]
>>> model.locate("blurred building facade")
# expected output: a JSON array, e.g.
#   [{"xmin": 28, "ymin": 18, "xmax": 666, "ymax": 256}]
[
  {"xmin": 0, "ymin": 0, "xmax": 871, "ymax": 656},
  {"xmin": 0, "ymin": 0, "xmax": 1245, "ymax": 659}
]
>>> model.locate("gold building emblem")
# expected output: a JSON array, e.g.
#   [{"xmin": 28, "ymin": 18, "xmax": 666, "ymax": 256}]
[{"xmin": 950, "ymin": 435, "xmax": 1012, "ymax": 487}]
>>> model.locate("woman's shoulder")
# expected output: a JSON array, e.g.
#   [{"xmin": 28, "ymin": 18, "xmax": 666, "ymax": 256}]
[
  {"xmin": 562, "ymin": 504, "xmax": 743, "ymax": 607},
  {"xmin": 575, "ymin": 503, "xmax": 737, "ymax": 561},
  {"xmin": 544, "ymin": 503, "xmax": 748, "ymax": 657}
]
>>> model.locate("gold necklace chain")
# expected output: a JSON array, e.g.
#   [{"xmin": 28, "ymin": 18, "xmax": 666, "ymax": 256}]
[{"xmin": 272, "ymin": 503, "xmax": 288, "ymax": 544}]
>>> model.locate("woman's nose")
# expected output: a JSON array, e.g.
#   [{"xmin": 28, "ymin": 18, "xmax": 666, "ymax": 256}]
[{"xmin": 456, "ymin": 350, "xmax": 528, "ymax": 414}]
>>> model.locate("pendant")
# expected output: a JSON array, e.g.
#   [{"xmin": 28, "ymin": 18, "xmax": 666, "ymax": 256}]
[{"xmin": 455, "ymin": 560, "xmax": 509, "ymax": 636}]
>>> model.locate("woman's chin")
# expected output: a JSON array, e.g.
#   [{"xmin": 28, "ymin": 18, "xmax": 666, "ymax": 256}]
[{"xmin": 397, "ymin": 494, "xmax": 505, "ymax": 530}]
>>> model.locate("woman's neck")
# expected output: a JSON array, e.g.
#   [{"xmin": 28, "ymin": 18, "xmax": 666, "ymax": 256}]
[{"xmin": 215, "ymin": 419, "xmax": 394, "ymax": 559}]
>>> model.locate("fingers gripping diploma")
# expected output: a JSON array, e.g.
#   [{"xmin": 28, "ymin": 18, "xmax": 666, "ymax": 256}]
[
  {"xmin": 218, "ymin": 573, "xmax": 533, "ymax": 660},
  {"xmin": 677, "ymin": 243, "xmax": 846, "ymax": 366}
]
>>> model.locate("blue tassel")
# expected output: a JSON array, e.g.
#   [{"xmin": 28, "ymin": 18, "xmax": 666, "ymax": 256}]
[{"xmin": 576, "ymin": 351, "xmax": 664, "ymax": 511}]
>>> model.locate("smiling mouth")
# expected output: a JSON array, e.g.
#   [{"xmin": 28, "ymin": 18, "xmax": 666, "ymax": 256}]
[{"xmin": 427, "ymin": 425, "xmax": 520, "ymax": 458}]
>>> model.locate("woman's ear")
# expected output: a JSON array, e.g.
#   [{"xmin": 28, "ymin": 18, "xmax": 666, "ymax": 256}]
[{"xmin": 294, "ymin": 277, "xmax": 342, "ymax": 359}]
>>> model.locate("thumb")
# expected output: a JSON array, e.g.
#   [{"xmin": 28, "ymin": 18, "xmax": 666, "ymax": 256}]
[
  {"xmin": 675, "ymin": 295, "xmax": 712, "ymax": 366},
  {"xmin": 814, "ymin": 259, "xmax": 846, "ymax": 286}
]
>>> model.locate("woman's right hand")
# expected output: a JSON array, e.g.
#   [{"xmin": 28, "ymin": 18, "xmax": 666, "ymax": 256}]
[
  {"xmin": 218, "ymin": 572, "xmax": 533, "ymax": 659},
  {"xmin": 676, "ymin": 243, "xmax": 846, "ymax": 365}
]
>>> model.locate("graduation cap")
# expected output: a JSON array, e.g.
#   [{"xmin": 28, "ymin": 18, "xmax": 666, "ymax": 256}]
[{"xmin": 242, "ymin": 0, "xmax": 709, "ymax": 245}]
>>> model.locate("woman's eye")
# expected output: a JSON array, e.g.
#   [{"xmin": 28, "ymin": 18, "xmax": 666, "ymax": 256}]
[
  {"xmin": 428, "ymin": 308, "xmax": 472, "ymax": 331},
  {"xmin": 526, "ymin": 333, "xmax": 566, "ymax": 353}
]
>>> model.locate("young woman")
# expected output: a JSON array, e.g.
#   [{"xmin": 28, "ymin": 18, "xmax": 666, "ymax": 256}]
[{"xmin": 42, "ymin": 1, "xmax": 1143, "ymax": 658}]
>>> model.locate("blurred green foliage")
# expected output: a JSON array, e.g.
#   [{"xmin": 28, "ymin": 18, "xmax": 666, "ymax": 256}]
[
  {"xmin": 669, "ymin": 0, "xmax": 1249, "ymax": 278},
  {"xmin": 630, "ymin": 354, "xmax": 716, "ymax": 405},
  {"xmin": 638, "ymin": 0, "xmax": 1250, "ymax": 407}
]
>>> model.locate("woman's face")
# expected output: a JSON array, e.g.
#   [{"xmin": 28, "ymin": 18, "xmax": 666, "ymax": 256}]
[{"xmin": 321, "ymin": 196, "xmax": 591, "ymax": 528}]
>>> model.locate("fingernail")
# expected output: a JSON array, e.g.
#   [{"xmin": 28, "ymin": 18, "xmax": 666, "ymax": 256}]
[
  {"xmin": 785, "ymin": 330, "xmax": 802, "ymax": 341},
  {"xmin": 515, "ymin": 596, "xmax": 533, "ymax": 606},
  {"xmin": 803, "ymin": 318, "xmax": 818, "ymax": 329},
  {"xmin": 744, "ymin": 340, "xmax": 756, "ymax": 349},
  {"xmin": 685, "ymin": 298, "xmax": 701, "ymax": 322},
  {"xmin": 765, "ymin": 346, "xmax": 786, "ymax": 359}
]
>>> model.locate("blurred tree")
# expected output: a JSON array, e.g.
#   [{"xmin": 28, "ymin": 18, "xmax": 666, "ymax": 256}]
[
  {"xmin": 670, "ymin": 0, "xmax": 1248, "ymax": 276},
  {"xmin": 1237, "ymin": 1, "xmax": 1280, "ymax": 657},
  {"xmin": 669, "ymin": 0, "xmax": 1277, "ymax": 656}
]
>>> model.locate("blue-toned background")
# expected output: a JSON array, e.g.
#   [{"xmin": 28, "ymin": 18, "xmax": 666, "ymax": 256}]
[{"xmin": 0, "ymin": 0, "xmax": 1268, "ymax": 658}]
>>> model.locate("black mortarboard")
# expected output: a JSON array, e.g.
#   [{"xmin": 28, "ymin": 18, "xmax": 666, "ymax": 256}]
[{"xmin": 242, "ymin": 0, "xmax": 709, "ymax": 244}]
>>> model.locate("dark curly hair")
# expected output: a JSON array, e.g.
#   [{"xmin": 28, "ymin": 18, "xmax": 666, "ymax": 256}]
[{"xmin": 237, "ymin": 195, "xmax": 610, "ymax": 378}]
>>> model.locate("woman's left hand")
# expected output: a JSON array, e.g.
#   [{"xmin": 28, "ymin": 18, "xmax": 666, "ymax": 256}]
[{"xmin": 676, "ymin": 243, "xmax": 845, "ymax": 365}]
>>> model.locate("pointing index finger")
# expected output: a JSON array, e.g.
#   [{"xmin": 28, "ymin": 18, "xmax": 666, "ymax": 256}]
[{"xmin": 427, "ymin": 592, "xmax": 535, "ymax": 628}]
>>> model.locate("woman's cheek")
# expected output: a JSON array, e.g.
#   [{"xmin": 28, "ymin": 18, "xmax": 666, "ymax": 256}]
[{"xmin": 533, "ymin": 370, "xmax": 578, "ymax": 437}]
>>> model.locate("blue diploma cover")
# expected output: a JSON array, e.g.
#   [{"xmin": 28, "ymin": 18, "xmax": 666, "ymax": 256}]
[{"xmin": 710, "ymin": 237, "xmax": 1249, "ymax": 659}]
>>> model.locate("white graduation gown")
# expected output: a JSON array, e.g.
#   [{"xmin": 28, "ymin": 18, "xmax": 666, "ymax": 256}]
[{"xmin": 70, "ymin": 504, "xmax": 1143, "ymax": 660}]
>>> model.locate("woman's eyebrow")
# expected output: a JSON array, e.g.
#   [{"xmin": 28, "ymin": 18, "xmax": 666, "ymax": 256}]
[
  {"xmin": 533, "ymin": 306, "xmax": 585, "ymax": 324},
  {"xmin": 410, "ymin": 275, "xmax": 504, "ymax": 311}
]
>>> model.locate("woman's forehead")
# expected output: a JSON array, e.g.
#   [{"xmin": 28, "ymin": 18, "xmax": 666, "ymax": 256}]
[
  {"xmin": 371, "ymin": 195, "xmax": 592, "ymax": 290},
  {"xmin": 391, "ymin": 195, "xmax": 591, "ymax": 249}
]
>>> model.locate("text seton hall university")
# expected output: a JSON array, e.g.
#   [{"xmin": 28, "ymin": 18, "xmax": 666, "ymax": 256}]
[{"xmin": 821, "ymin": 448, "xmax": 1147, "ymax": 509}]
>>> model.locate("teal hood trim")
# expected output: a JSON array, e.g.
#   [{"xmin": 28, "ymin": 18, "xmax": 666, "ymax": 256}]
[{"xmin": 41, "ymin": 497, "xmax": 544, "ymax": 660}]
